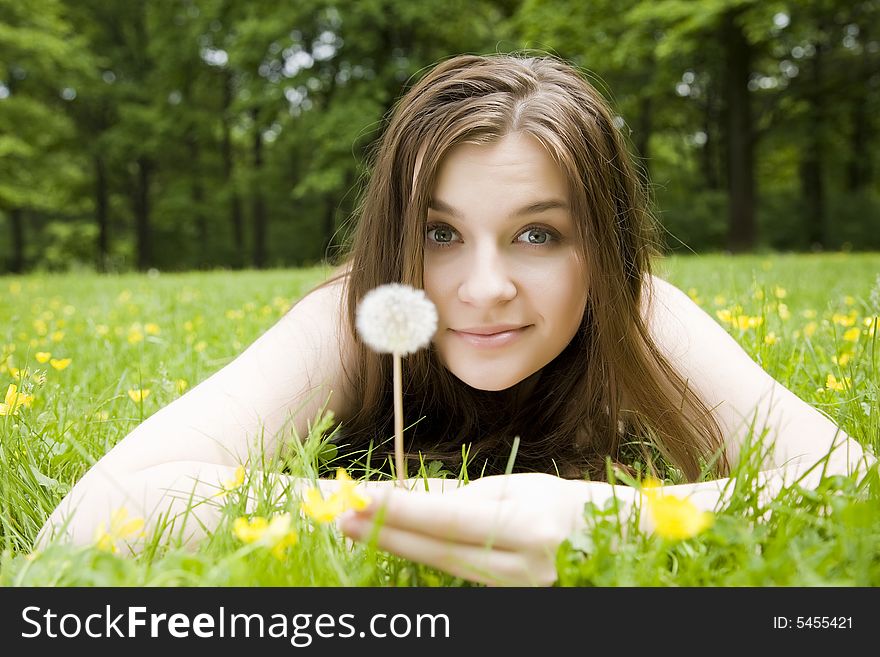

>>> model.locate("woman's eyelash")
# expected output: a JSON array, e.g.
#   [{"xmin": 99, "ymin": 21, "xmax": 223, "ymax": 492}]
[{"xmin": 424, "ymin": 223, "xmax": 560, "ymax": 249}]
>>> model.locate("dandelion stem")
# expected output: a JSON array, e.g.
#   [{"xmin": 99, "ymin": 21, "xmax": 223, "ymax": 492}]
[{"xmin": 393, "ymin": 352, "xmax": 405, "ymax": 486}]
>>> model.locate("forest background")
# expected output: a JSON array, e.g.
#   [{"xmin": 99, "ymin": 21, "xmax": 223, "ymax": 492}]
[{"xmin": 1, "ymin": 0, "xmax": 878, "ymax": 274}]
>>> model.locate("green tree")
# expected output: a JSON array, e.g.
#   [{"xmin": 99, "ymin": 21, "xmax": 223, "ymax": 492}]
[{"xmin": 0, "ymin": 0, "xmax": 93, "ymax": 272}]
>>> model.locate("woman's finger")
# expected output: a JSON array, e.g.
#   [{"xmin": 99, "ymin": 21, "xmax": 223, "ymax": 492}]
[
  {"xmin": 340, "ymin": 516, "xmax": 548, "ymax": 586},
  {"xmin": 350, "ymin": 487, "xmax": 535, "ymax": 550}
]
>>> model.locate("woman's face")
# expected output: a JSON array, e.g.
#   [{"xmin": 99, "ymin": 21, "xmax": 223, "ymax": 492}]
[{"xmin": 422, "ymin": 132, "xmax": 589, "ymax": 391}]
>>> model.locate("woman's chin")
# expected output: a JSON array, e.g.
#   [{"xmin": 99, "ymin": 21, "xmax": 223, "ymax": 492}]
[{"xmin": 449, "ymin": 369, "xmax": 524, "ymax": 392}]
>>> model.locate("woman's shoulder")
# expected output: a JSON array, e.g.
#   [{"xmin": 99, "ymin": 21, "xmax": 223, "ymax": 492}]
[
  {"xmin": 639, "ymin": 274, "xmax": 695, "ymax": 357},
  {"xmin": 283, "ymin": 267, "xmax": 358, "ymax": 418}
]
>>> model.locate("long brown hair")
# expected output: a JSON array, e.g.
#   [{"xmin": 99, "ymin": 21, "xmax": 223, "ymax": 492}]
[{"xmin": 311, "ymin": 52, "xmax": 728, "ymax": 482}]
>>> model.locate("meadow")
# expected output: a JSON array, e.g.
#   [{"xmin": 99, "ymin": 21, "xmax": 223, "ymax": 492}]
[{"xmin": 1, "ymin": 252, "xmax": 878, "ymax": 586}]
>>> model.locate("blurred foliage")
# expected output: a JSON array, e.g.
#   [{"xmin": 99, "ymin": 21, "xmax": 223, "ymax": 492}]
[{"xmin": 0, "ymin": 0, "xmax": 877, "ymax": 273}]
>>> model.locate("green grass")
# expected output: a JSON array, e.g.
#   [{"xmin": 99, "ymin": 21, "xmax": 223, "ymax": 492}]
[{"xmin": 0, "ymin": 253, "xmax": 878, "ymax": 586}]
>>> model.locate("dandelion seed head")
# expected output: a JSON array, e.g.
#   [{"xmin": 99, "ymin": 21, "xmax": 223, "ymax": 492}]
[{"xmin": 355, "ymin": 283, "xmax": 438, "ymax": 355}]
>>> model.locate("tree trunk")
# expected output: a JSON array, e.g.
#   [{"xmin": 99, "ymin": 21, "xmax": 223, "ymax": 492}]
[
  {"xmin": 8, "ymin": 208, "xmax": 25, "ymax": 273},
  {"xmin": 702, "ymin": 83, "xmax": 720, "ymax": 190},
  {"xmin": 846, "ymin": 20, "xmax": 873, "ymax": 192},
  {"xmin": 187, "ymin": 132, "xmax": 207, "ymax": 268},
  {"xmin": 251, "ymin": 108, "xmax": 266, "ymax": 269},
  {"xmin": 223, "ymin": 70, "xmax": 245, "ymax": 269},
  {"xmin": 95, "ymin": 154, "xmax": 109, "ymax": 272},
  {"xmin": 846, "ymin": 92, "xmax": 871, "ymax": 192},
  {"xmin": 722, "ymin": 11, "xmax": 756, "ymax": 252},
  {"xmin": 132, "ymin": 157, "xmax": 152, "ymax": 271},
  {"xmin": 801, "ymin": 26, "xmax": 828, "ymax": 249}
]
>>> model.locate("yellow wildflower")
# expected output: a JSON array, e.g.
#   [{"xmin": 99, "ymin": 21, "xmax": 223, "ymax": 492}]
[
  {"xmin": 50, "ymin": 358, "xmax": 72, "ymax": 371},
  {"xmin": 753, "ymin": 288, "xmax": 764, "ymax": 301},
  {"xmin": 9, "ymin": 366, "xmax": 30, "ymax": 380},
  {"xmin": 301, "ymin": 471, "xmax": 371, "ymax": 523},
  {"xmin": 335, "ymin": 469, "xmax": 372, "ymax": 512},
  {"xmin": 183, "ymin": 320, "xmax": 194, "ymax": 332},
  {"xmin": 194, "ymin": 341, "xmax": 206, "ymax": 352},
  {"xmin": 842, "ymin": 327, "xmax": 860, "ymax": 342},
  {"xmin": 773, "ymin": 286, "xmax": 787, "ymax": 299},
  {"xmin": 233, "ymin": 516, "xmax": 269, "ymax": 543},
  {"xmin": 777, "ymin": 303, "xmax": 790, "ymax": 320},
  {"xmin": 825, "ymin": 374, "xmax": 849, "ymax": 392},
  {"xmin": 801, "ymin": 309, "xmax": 817, "ymax": 319},
  {"xmin": 50, "ymin": 331, "xmax": 64, "ymax": 342},
  {"xmin": 96, "ymin": 324, "xmax": 110, "ymax": 337},
  {"xmin": 641, "ymin": 478, "xmax": 714, "ymax": 540},
  {"xmin": 804, "ymin": 322, "xmax": 817, "ymax": 337},
  {"xmin": 217, "ymin": 465, "xmax": 246, "ymax": 498},
  {"xmin": 301, "ymin": 487, "xmax": 345, "ymax": 523},
  {"xmin": 93, "ymin": 507, "xmax": 145, "ymax": 553},
  {"xmin": 127, "ymin": 330, "xmax": 144, "ymax": 344},
  {"xmin": 269, "ymin": 529, "xmax": 299, "ymax": 560},
  {"xmin": 176, "ymin": 378, "xmax": 188, "ymax": 394},
  {"xmin": 712, "ymin": 295, "xmax": 726, "ymax": 306},
  {"xmin": 0, "ymin": 383, "xmax": 34, "ymax": 415},
  {"xmin": 844, "ymin": 295, "xmax": 855, "ymax": 306},
  {"xmin": 833, "ymin": 353, "xmax": 851, "ymax": 368},
  {"xmin": 265, "ymin": 514, "xmax": 298, "ymax": 560},
  {"xmin": 35, "ymin": 352, "xmax": 51, "ymax": 363},
  {"xmin": 735, "ymin": 315, "xmax": 763, "ymax": 330},
  {"xmin": 128, "ymin": 388, "xmax": 150, "ymax": 403},
  {"xmin": 144, "ymin": 323, "xmax": 160, "ymax": 335},
  {"xmin": 832, "ymin": 313, "xmax": 856, "ymax": 327},
  {"xmin": 33, "ymin": 319, "xmax": 48, "ymax": 335},
  {"xmin": 715, "ymin": 309, "xmax": 732, "ymax": 324},
  {"xmin": 764, "ymin": 332, "xmax": 779, "ymax": 345},
  {"xmin": 233, "ymin": 513, "xmax": 298, "ymax": 560}
]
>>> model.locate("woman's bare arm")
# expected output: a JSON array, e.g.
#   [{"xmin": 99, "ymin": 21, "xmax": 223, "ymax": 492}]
[
  {"xmin": 36, "ymin": 458, "xmax": 456, "ymax": 551},
  {"xmin": 644, "ymin": 274, "xmax": 873, "ymax": 479},
  {"xmin": 37, "ymin": 274, "xmax": 367, "ymax": 548}
]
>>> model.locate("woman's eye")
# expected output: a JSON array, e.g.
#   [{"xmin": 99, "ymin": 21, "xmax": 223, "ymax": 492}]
[
  {"xmin": 517, "ymin": 228, "xmax": 552, "ymax": 245},
  {"xmin": 425, "ymin": 223, "xmax": 558, "ymax": 249},
  {"xmin": 426, "ymin": 225, "xmax": 457, "ymax": 246}
]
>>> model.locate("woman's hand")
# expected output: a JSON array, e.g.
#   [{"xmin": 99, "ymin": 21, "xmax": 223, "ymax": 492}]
[{"xmin": 338, "ymin": 473, "xmax": 606, "ymax": 586}]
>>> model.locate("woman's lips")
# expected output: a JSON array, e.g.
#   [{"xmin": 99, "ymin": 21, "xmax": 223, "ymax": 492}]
[{"xmin": 451, "ymin": 326, "xmax": 531, "ymax": 348}]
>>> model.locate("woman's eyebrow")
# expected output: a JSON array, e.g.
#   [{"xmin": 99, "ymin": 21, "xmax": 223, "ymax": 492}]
[{"xmin": 428, "ymin": 197, "xmax": 568, "ymax": 219}]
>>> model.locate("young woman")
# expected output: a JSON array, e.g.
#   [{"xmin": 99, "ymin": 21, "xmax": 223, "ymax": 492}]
[{"xmin": 38, "ymin": 53, "xmax": 873, "ymax": 586}]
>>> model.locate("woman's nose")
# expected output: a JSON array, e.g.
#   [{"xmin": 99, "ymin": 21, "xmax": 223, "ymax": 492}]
[{"xmin": 457, "ymin": 249, "xmax": 517, "ymax": 306}]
